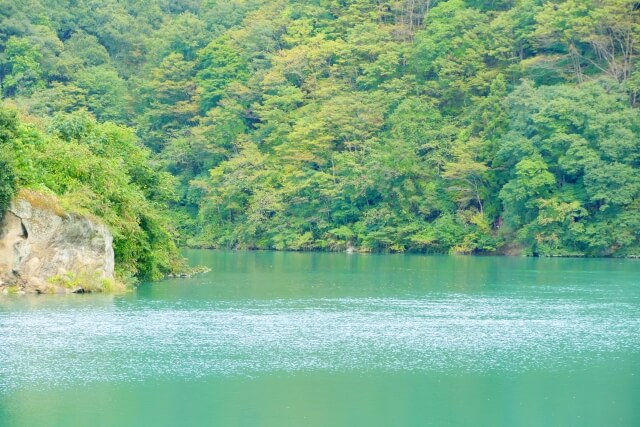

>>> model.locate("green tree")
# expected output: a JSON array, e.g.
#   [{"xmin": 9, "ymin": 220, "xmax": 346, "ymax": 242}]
[
  {"xmin": 1, "ymin": 36, "xmax": 44, "ymax": 96},
  {"xmin": 196, "ymin": 37, "xmax": 250, "ymax": 112},
  {"xmin": 0, "ymin": 108, "xmax": 18, "ymax": 216}
]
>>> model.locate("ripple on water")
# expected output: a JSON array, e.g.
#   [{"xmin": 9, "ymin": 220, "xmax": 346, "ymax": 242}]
[{"xmin": 1, "ymin": 296, "xmax": 639, "ymax": 391}]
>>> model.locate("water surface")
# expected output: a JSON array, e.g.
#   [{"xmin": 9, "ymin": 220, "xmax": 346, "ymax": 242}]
[{"xmin": 1, "ymin": 251, "xmax": 639, "ymax": 426}]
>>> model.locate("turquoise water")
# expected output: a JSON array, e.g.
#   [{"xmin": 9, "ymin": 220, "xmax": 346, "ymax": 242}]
[{"xmin": 1, "ymin": 251, "xmax": 640, "ymax": 426}]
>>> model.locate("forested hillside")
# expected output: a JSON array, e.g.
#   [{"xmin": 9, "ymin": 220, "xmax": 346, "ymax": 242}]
[{"xmin": 1, "ymin": 0, "xmax": 639, "ymax": 260}]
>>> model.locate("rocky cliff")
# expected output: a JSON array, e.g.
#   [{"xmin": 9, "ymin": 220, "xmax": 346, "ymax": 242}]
[{"xmin": 0, "ymin": 192, "xmax": 116, "ymax": 294}]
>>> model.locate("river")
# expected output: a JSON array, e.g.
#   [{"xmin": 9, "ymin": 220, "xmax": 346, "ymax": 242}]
[{"xmin": 1, "ymin": 250, "xmax": 639, "ymax": 426}]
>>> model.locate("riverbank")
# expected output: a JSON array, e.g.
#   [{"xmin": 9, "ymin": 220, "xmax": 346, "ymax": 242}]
[{"xmin": 181, "ymin": 244, "xmax": 640, "ymax": 259}]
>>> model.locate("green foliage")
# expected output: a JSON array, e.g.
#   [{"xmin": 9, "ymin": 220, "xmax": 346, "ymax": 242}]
[
  {"xmin": 1, "ymin": 106, "xmax": 183, "ymax": 280},
  {"xmin": 2, "ymin": 36, "xmax": 44, "ymax": 96},
  {"xmin": 0, "ymin": 108, "xmax": 18, "ymax": 217},
  {"xmin": 0, "ymin": 0, "xmax": 638, "ymax": 259},
  {"xmin": 196, "ymin": 37, "xmax": 249, "ymax": 112},
  {"xmin": 497, "ymin": 81, "xmax": 640, "ymax": 256},
  {"xmin": 47, "ymin": 270, "xmax": 128, "ymax": 293},
  {"xmin": 0, "ymin": 152, "xmax": 17, "ymax": 218}
]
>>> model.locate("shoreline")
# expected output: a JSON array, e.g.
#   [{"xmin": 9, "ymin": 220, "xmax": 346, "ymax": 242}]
[{"xmin": 179, "ymin": 246, "xmax": 640, "ymax": 260}]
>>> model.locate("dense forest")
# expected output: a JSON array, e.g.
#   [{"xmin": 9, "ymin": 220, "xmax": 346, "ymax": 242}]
[{"xmin": 0, "ymin": 0, "xmax": 639, "ymax": 279}]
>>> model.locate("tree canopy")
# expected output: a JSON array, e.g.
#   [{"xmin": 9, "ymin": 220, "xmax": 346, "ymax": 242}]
[{"xmin": 0, "ymin": 0, "xmax": 638, "ymax": 262}]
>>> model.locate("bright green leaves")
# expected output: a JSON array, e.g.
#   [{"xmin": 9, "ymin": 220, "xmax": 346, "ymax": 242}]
[
  {"xmin": 63, "ymin": 32, "xmax": 110, "ymax": 67},
  {"xmin": 2, "ymin": 108, "xmax": 182, "ymax": 280},
  {"xmin": 1, "ymin": 0, "xmax": 638, "ymax": 260},
  {"xmin": 533, "ymin": 0, "xmax": 640, "ymax": 84},
  {"xmin": 2, "ymin": 36, "xmax": 44, "ymax": 96},
  {"xmin": 499, "ymin": 80, "xmax": 640, "ymax": 255},
  {"xmin": 443, "ymin": 138, "xmax": 489, "ymax": 214},
  {"xmin": 410, "ymin": 0, "xmax": 502, "ymax": 107},
  {"xmin": 74, "ymin": 66, "xmax": 128, "ymax": 122},
  {"xmin": 196, "ymin": 37, "xmax": 250, "ymax": 113},
  {"xmin": 500, "ymin": 155, "xmax": 555, "ymax": 226},
  {"xmin": 0, "ymin": 151, "xmax": 16, "ymax": 218},
  {"xmin": 0, "ymin": 108, "xmax": 18, "ymax": 217},
  {"xmin": 584, "ymin": 162, "xmax": 640, "ymax": 208},
  {"xmin": 137, "ymin": 53, "xmax": 199, "ymax": 151}
]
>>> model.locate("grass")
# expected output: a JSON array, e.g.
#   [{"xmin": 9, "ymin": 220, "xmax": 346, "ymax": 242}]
[
  {"xmin": 47, "ymin": 270, "xmax": 128, "ymax": 293},
  {"xmin": 16, "ymin": 188, "xmax": 66, "ymax": 217}
]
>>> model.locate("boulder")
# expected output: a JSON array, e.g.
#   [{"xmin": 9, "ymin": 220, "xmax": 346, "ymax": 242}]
[{"xmin": 0, "ymin": 193, "xmax": 115, "ymax": 294}]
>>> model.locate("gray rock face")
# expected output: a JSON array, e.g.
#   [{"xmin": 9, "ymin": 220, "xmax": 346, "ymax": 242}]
[{"xmin": 0, "ymin": 196, "xmax": 115, "ymax": 293}]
